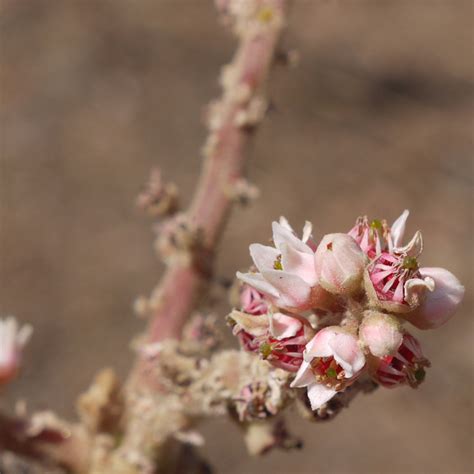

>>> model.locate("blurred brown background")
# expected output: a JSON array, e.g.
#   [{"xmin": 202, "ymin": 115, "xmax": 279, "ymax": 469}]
[{"xmin": 1, "ymin": 1, "xmax": 473, "ymax": 473}]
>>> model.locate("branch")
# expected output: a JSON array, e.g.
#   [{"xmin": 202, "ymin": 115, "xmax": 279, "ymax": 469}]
[
  {"xmin": 144, "ymin": 0, "xmax": 289, "ymax": 346},
  {"xmin": 0, "ymin": 411, "xmax": 90, "ymax": 473}
]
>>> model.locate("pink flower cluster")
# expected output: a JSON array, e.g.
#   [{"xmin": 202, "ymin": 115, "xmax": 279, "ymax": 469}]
[{"xmin": 230, "ymin": 212, "xmax": 464, "ymax": 410}]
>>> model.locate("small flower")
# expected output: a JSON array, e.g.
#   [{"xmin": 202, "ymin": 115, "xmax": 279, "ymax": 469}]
[
  {"xmin": 348, "ymin": 210, "xmax": 410, "ymax": 258},
  {"xmin": 0, "ymin": 317, "xmax": 32, "ymax": 386},
  {"xmin": 290, "ymin": 327, "xmax": 365, "ymax": 410},
  {"xmin": 404, "ymin": 267, "xmax": 464, "ymax": 329},
  {"xmin": 359, "ymin": 311, "xmax": 403, "ymax": 358},
  {"xmin": 229, "ymin": 310, "xmax": 311, "ymax": 372},
  {"xmin": 372, "ymin": 333, "xmax": 430, "ymax": 388},
  {"xmin": 314, "ymin": 233, "xmax": 367, "ymax": 295},
  {"xmin": 365, "ymin": 232, "xmax": 435, "ymax": 313},
  {"xmin": 237, "ymin": 218, "xmax": 331, "ymax": 311}
]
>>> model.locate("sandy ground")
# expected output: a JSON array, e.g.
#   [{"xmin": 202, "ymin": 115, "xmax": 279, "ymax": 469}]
[{"xmin": 1, "ymin": 1, "xmax": 473, "ymax": 473}]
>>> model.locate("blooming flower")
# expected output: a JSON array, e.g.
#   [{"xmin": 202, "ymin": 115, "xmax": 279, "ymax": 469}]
[
  {"xmin": 229, "ymin": 309, "xmax": 311, "ymax": 372},
  {"xmin": 372, "ymin": 333, "xmax": 430, "ymax": 388},
  {"xmin": 0, "ymin": 317, "xmax": 33, "ymax": 386},
  {"xmin": 365, "ymin": 232, "xmax": 435, "ymax": 313},
  {"xmin": 314, "ymin": 233, "xmax": 367, "ymax": 295},
  {"xmin": 290, "ymin": 327, "xmax": 365, "ymax": 410},
  {"xmin": 404, "ymin": 267, "xmax": 465, "ymax": 329},
  {"xmin": 237, "ymin": 218, "xmax": 331, "ymax": 311}
]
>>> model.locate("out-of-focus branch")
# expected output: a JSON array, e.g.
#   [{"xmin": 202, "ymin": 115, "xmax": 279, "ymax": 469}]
[{"xmin": 0, "ymin": 410, "xmax": 90, "ymax": 473}]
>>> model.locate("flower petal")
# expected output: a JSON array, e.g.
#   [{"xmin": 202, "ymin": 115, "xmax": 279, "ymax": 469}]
[
  {"xmin": 272, "ymin": 221, "xmax": 312, "ymax": 254},
  {"xmin": 280, "ymin": 243, "xmax": 318, "ymax": 286},
  {"xmin": 229, "ymin": 310, "xmax": 269, "ymax": 337},
  {"xmin": 393, "ymin": 230, "xmax": 423, "ymax": 257},
  {"xmin": 269, "ymin": 312, "xmax": 302, "ymax": 340},
  {"xmin": 236, "ymin": 272, "xmax": 279, "ymax": 298},
  {"xmin": 306, "ymin": 383, "xmax": 337, "ymax": 410},
  {"xmin": 304, "ymin": 328, "xmax": 337, "ymax": 360},
  {"xmin": 405, "ymin": 267, "xmax": 464, "ymax": 329},
  {"xmin": 390, "ymin": 209, "xmax": 409, "ymax": 249},
  {"xmin": 261, "ymin": 270, "xmax": 311, "ymax": 309},
  {"xmin": 249, "ymin": 243, "xmax": 280, "ymax": 273},
  {"xmin": 328, "ymin": 333, "xmax": 365, "ymax": 377},
  {"xmin": 290, "ymin": 360, "xmax": 314, "ymax": 388}
]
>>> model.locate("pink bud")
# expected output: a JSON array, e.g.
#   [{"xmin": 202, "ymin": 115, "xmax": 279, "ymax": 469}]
[
  {"xmin": 314, "ymin": 234, "xmax": 367, "ymax": 295},
  {"xmin": 404, "ymin": 267, "xmax": 464, "ymax": 329},
  {"xmin": 359, "ymin": 311, "xmax": 403, "ymax": 358}
]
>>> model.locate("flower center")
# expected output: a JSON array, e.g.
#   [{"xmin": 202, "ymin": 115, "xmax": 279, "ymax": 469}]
[
  {"xmin": 273, "ymin": 255, "xmax": 283, "ymax": 270},
  {"xmin": 310, "ymin": 356, "xmax": 345, "ymax": 390}
]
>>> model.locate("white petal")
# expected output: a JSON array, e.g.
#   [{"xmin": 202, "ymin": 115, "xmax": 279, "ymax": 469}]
[
  {"xmin": 290, "ymin": 361, "xmax": 314, "ymax": 388},
  {"xmin": 278, "ymin": 216, "xmax": 293, "ymax": 231},
  {"xmin": 249, "ymin": 244, "xmax": 280, "ymax": 273},
  {"xmin": 307, "ymin": 383, "xmax": 337, "ymax": 410},
  {"xmin": 391, "ymin": 209, "xmax": 409, "ymax": 249},
  {"xmin": 269, "ymin": 312, "xmax": 302, "ymax": 340},
  {"xmin": 236, "ymin": 272, "xmax": 279, "ymax": 298},
  {"xmin": 280, "ymin": 243, "xmax": 318, "ymax": 286},
  {"xmin": 261, "ymin": 270, "xmax": 311, "ymax": 309},
  {"xmin": 393, "ymin": 230, "xmax": 423, "ymax": 257},
  {"xmin": 304, "ymin": 328, "xmax": 337, "ymax": 360},
  {"xmin": 302, "ymin": 221, "xmax": 313, "ymax": 243},
  {"xmin": 272, "ymin": 221, "xmax": 312, "ymax": 254},
  {"xmin": 329, "ymin": 333, "xmax": 365, "ymax": 378}
]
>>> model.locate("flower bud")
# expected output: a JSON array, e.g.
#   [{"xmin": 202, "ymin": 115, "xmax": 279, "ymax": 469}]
[
  {"xmin": 359, "ymin": 311, "xmax": 403, "ymax": 358},
  {"xmin": 404, "ymin": 267, "xmax": 464, "ymax": 329},
  {"xmin": 314, "ymin": 234, "xmax": 366, "ymax": 295}
]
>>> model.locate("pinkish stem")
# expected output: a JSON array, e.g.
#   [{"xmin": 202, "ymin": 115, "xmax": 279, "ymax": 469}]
[{"xmin": 146, "ymin": 0, "xmax": 288, "ymax": 346}]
